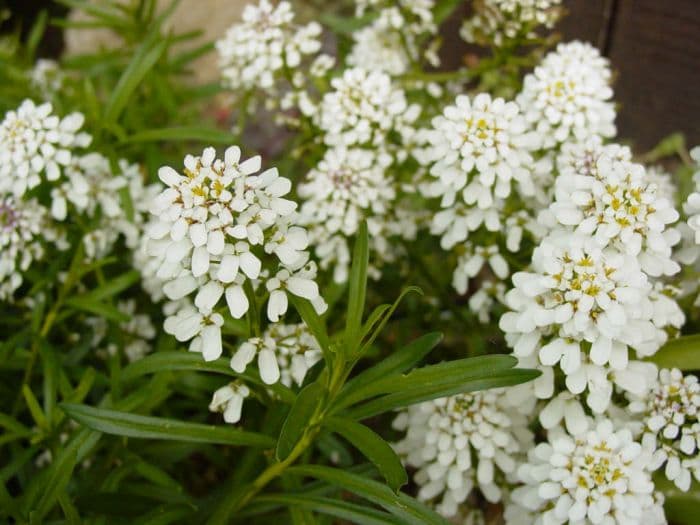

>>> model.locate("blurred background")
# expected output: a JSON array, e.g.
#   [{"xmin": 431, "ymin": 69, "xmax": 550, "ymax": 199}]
[{"xmin": 1, "ymin": 0, "xmax": 698, "ymax": 150}]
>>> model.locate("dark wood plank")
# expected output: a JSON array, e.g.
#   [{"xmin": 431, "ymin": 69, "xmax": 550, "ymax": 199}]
[
  {"xmin": 606, "ymin": 0, "xmax": 700, "ymax": 150},
  {"xmin": 558, "ymin": 0, "xmax": 609, "ymax": 50}
]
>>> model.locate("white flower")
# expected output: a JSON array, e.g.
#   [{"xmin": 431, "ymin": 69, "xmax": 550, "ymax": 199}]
[
  {"xmin": 230, "ymin": 323, "xmax": 321, "ymax": 387},
  {"xmin": 347, "ymin": 21, "xmax": 411, "ymax": 76},
  {"xmin": 209, "ymin": 382, "xmax": 250, "ymax": 424},
  {"xmin": 453, "ymin": 244, "xmax": 509, "ymax": 295},
  {"xmin": 147, "ymin": 145, "xmax": 323, "ymax": 355},
  {"xmin": 499, "ymin": 233, "xmax": 667, "ymax": 411},
  {"xmin": 216, "ymin": 0, "xmax": 321, "ymax": 92},
  {"xmin": 0, "ymin": 196, "xmax": 48, "ymax": 300},
  {"xmin": 511, "ymin": 419, "xmax": 664, "ymax": 525},
  {"xmin": 683, "ymin": 147, "xmax": 700, "ymax": 247},
  {"xmin": 461, "ymin": 0, "xmax": 562, "ymax": 46},
  {"xmin": 630, "ymin": 368, "xmax": 700, "ymax": 492},
  {"xmin": 163, "ymin": 302, "xmax": 224, "ymax": 361},
  {"xmin": 298, "ymin": 147, "xmax": 399, "ymax": 282},
  {"xmin": 29, "ymin": 59, "xmax": 64, "ymax": 97},
  {"xmin": 393, "ymin": 390, "xmax": 533, "ymax": 518},
  {"xmin": 542, "ymin": 138, "xmax": 681, "ymax": 277},
  {"xmin": 317, "ymin": 68, "xmax": 420, "ymax": 147},
  {"xmin": 423, "ymin": 93, "xmax": 536, "ymax": 248},
  {"xmin": 517, "ymin": 41, "xmax": 616, "ymax": 149},
  {"xmin": 468, "ymin": 279, "xmax": 506, "ymax": 323},
  {"xmin": 0, "ymin": 99, "xmax": 90, "ymax": 197}
]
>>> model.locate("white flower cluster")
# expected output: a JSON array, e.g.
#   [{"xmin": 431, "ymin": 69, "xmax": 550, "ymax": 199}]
[
  {"xmin": 683, "ymin": 147, "xmax": 700, "ymax": 247},
  {"xmin": 87, "ymin": 300, "xmax": 157, "ymax": 363},
  {"xmin": 0, "ymin": 196, "xmax": 47, "ymax": 299},
  {"xmin": 510, "ymin": 419, "xmax": 665, "ymax": 524},
  {"xmin": 317, "ymin": 67, "xmax": 420, "ymax": 148},
  {"xmin": 231, "ymin": 322, "xmax": 321, "ymax": 387},
  {"xmin": 393, "ymin": 389, "xmax": 532, "ymax": 518},
  {"xmin": 0, "ymin": 99, "xmax": 90, "ymax": 197},
  {"xmin": 298, "ymin": 148, "xmax": 396, "ymax": 282},
  {"xmin": 209, "ymin": 381, "xmax": 251, "ymax": 424},
  {"xmin": 500, "ymin": 233, "xmax": 672, "ymax": 413},
  {"xmin": 216, "ymin": 0, "xmax": 321, "ymax": 92},
  {"xmin": 349, "ymin": 0, "xmax": 437, "ymax": 76},
  {"xmin": 420, "ymin": 93, "xmax": 538, "ymax": 294},
  {"xmin": 52, "ymin": 153, "xmax": 159, "ymax": 260},
  {"xmin": 461, "ymin": 0, "xmax": 563, "ymax": 47},
  {"xmin": 517, "ymin": 42, "xmax": 616, "ymax": 149},
  {"xmin": 632, "ymin": 368, "xmax": 700, "ymax": 491},
  {"xmin": 147, "ymin": 145, "xmax": 325, "ymax": 362}
]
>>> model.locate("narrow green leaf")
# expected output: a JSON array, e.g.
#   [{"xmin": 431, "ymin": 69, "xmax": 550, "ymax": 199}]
[
  {"xmin": 348, "ymin": 369, "xmax": 541, "ymax": 420},
  {"xmin": 64, "ymin": 296, "xmax": 129, "ymax": 323},
  {"xmin": 61, "ymin": 403, "xmax": 275, "ymax": 447},
  {"xmin": 325, "ymin": 416, "xmax": 407, "ymax": 491},
  {"xmin": 345, "ymin": 222, "xmax": 369, "ymax": 353},
  {"xmin": 121, "ymin": 126, "xmax": 233, "ymax": 144},
  {"xmin": 120, "ymin": 351, "xmax": 295, "ymax": 403},
  {"xmin": 30, "ymin": 440, "xmax": 82, "ymax": 522},
  {"xmin": 647, "ymin": 335, "xmax": 700, "ymax": 370},
  {"xmin": 287, "ymin": 465, "xmax": 449, "ymax": 525},
  {"xmin": 289, "ymin": 295, "xmax": 331, "ymax": 354},
  {"xmin": 276, "ymin": 381, "xmax": 324, "ymax": 460},
  {"xmin": 83, "ymin": 270, "xmax": 140, "ymax": 301},
  {"xmin": 434, "ymin": 0, "xmax": 463, "ymax": 24},
  {"xmin": 357, "ymin": 286, "xmax": 423, "ymax": 356},
  {"xmin": 335, "ymin": 332, "xmax": 443, "ymax": 410},
  {"xmin": 255, "ymin": 494, "xmax": 403, "ymax": 525},
  {"xmin": 0, "ymin": 414, "xmax": 31, "ymax": 436},
  {"xmin": 26, "ymin": 10, "xmax": 48, "ymax": 60},
  {"xmin": 104, "ymin": 38, "xmax": 166, "ymax": 123},
  {"xmin": 22, "ymin": 384, "xmax": 48, "ymax": 429}
]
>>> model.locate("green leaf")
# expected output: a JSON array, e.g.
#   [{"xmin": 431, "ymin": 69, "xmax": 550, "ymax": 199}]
[
  {"xmin": 64, "ymin": 296, "xmax": 129, "ymax": 323},
  {"xmin": 647, "ymin": 335, "xmax": 700, "ymax": 371},
  {"xmin": 434, "ymin": 0, "xmax": 464, "ymax": 24},
  {"xmin": 289, "ymin": 295, "xmax": 331, "ymax": 354},
  {"xmin": 255, "ymin": 494, "xmax": 403, "ymax": 525},
  {"xmin": 61, "ymin": 403, "xmax": 275, "ymax": 448},
  {"xmin": 22, "ymin": 384, "xmax": 48, "ymax": 429},
  {"xmin": 121, "ymin": 126, "xmax": 234, "ymax": 144},
  {"xmin": 325, "ymin": 417, "xmax": 407, "ymax": 491},
  {"xmin": 336, "ymin": 332, "xmax": 443, "ymax": 410},
  {"xmin": 276, "ymin": 381, "xmax": 324, "ymax": 460},
  {"xmin": 83, "ymin": 270, "xmax": 140, "ymax": 301},
  {"xmin": 103, "ymin": 38, "xmax": 166, "ymax": 124},
  {"xmin": 345, "ymin": 222, "xmax": 369, "ymax": 354},
  {"xmin": 356, "ymin": 286, "xmax": 423, "ymax": 358},
  {"xmin": 286, "ymin": 465, "xmax": 449, "ymax": 525},
  {"xmin": 642, "ymin": 132, "xmax": 686, "ymax": 163},
  {"xmin": 120, "ymin": 351, "xmax": 295, "ymax": 403}
]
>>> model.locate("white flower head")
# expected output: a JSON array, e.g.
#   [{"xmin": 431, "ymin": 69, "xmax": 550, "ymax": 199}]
[
  {"xmin": 209, "ymin": 381, "xmax": 250, "ymax": 424},
  {"xmin": 499, "ymin": 233, "xmax": 667, "ymax": 411},
  {"xmin": 0, "ymin": 196, "xmax": 49, "ymax": 300},
  {"xmin": 461, "ymin": 0, "xmax": 563, "ymax": 47},
  {"xmin": 0, "ymin": 99, "xmax": 91, "ymax": 197},
  {"xmin": 517, "ymin": 41, "xmax": 616, "ymax": 149},
  {"xmin": 216, "ymin": 0, "xmax": 321, "ymax": 92},
  {"xmin": 630, "ymin": 368, "xmax": 700, "ymax": 492},
  {"xmin": 424, "ymin": 93, "xmax": 537, "ymax": 247},
  {"xmin": 230, "ymin": 322, "xmax": 321, "ymax": 387},
  {"xmin": 511, "ymin": 419, "xmax": 664, "ymax": 524},
  {"xmin": 543, "ymin": 139, "xmax": 682, "ymax": 277},
  {"xmin": 317, "ymin": 68, "xmax": 420, "ymax": 147},
  {"xmin": 148, "ymin": 145, "xmax": 324, "ymax": 360},
  {"xmin": 393, "ymin": 390, "xmax": 533, "ymax": 518}
]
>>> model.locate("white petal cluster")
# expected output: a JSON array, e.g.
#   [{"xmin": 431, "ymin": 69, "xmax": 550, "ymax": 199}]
[
  {"xmin": 393, "ymin": 390, "xmax": 532, "ymax": 518},
  {"xmin": 298, "ymin": 147, "xmax": 396, "ymax": 282},
  {"xmin": 461, "ymin": 0, "xmax": 562, "ymax": 47},
  {"xmin": 52, "ymin": 153, "xmax": 158, "ymax": 260},
  {"xmin": 349, "ymin": 1, "xmax": 438, "ymax": 75},
  {"xmin": 29, "ymin": 59, "xmax": 64, "ymax": 98},
  {"xmin": 231, "ymin": 322, "xmax": 321, "ymax": 387},
  {"xmin": 683, "ymin": 147, "xmax": 700, "ymax": 247},
  {"xmin": 147, "ymin": 145, "xmax": 325, "ymax": 361},
  {"xmin": 631, "ymin": 368, "xmax": 700, "ymax": 491},
  {"xmin": 499, "ymin": 234, "xmax": 667, "ymax": 412},
  {"xmin": 216, "ymin": 0, "xmax": 321, "ymax": 92},
  {"xmin": 424, "ymin": 93, "xmax": 536, "ymax": 247},
  {"xmin": 511, "ymin": 419, "xmax": 664, "ymax": 524},
  {"xmin": 517, "ymin": 42, "xmax": 616, "ymax": 149},
  {"xmin": 0, "ymin": 196, "xmax": 47, "ymax": 300},
  {"xmin": 0, "ymin": 99, "xmax": 90, "ymax": 197},
  {"xmin": 317, "ymin": 68, "xmax": 420, "ymax": 148},
  {"xmin": 543, "ymin": 138, "xmax": 681, "ymax": 277},
  {"xmin": 209, "ymin": 381, "xmax": 250, "ymax": 424},
  {"xmin": 90, "ymin": 299, "xmax": 157, "ymax": 362}
]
